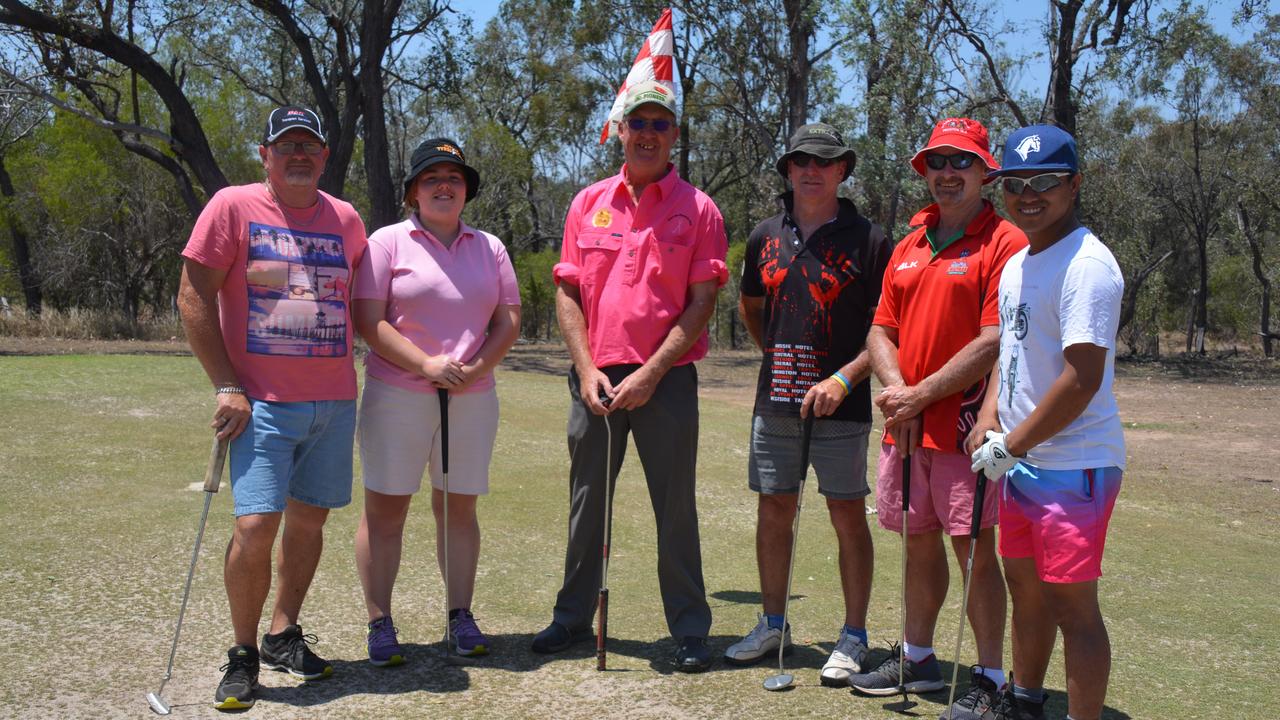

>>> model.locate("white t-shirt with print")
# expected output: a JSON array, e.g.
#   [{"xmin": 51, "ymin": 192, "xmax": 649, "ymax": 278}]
[{"xmin": 996, "ymin": 226, "xmax": 1126, "ymax": 470}]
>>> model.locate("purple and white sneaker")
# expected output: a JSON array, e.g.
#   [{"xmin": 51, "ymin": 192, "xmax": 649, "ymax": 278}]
[
  {"xmin": 367, "ymin": 616, "xmax": 405, "ymax": 667},
  {"xmin": 447, "ymin": 610, "xmax": 490, "ymax": 657}
]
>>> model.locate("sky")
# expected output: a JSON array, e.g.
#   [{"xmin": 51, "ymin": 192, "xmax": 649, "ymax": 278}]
[{"xmin": 450, "ymin": 0, "xmax": 1258, "ymax": 107}]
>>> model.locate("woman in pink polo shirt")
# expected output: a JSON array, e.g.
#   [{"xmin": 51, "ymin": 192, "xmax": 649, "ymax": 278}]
[{"xmin": 352, "ymin": 138, "xmax": 520, "ymax": 665}]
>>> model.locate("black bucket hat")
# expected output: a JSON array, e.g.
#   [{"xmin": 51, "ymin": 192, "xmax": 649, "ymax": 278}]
[
  {"xmin": 775, "ymin": 123, "xmax": 857, "ymax": 181},
  {"xmin": 403, "ymin": 138, "xmax": 480, "ymax": 201}
]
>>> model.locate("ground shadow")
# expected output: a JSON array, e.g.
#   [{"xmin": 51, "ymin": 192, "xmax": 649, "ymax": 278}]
[
  {"xmin": 251, "ymin": 642, "xmax": 472, "ymax": 708},
  {"xmin": 710, "ymin": 589, "xmax": 806, "ymax": 606},
  {"xmin": 923, "ymin": 658, "xmax": 1133, "ymax": 720}
]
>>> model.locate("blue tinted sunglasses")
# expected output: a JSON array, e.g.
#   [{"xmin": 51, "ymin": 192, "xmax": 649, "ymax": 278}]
[{"xmin": 626, "ymin": 117, "xmax": 674, "ymax": 132}]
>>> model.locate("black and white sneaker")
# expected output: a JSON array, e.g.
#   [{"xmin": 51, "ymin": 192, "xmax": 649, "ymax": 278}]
[
  {"xmin": 213, "ymin": 645, "xmax": 259, "ymax": 711},
  {"xmin": 848, "ymin": 645, "xmax": 945, "ymax": 695},
  {"xmin": 260, "ymin": 624, "xmax": 333, "ymax": 680},
  {"xmin": 989, "ymin": 677, "xmax": 1047, "ymax": 720},
  {"xmin": 940, "ymin": 665, "xmax": 1000, "ymax": 720}
]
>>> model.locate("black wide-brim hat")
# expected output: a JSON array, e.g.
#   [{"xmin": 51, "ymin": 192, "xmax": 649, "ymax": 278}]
[
  {"xmin": 775, "ymin": 123, "xmax": 857, "ymax": 181},
  {"xmin": 404, "ymin": 138, "xmax": 481, "ymax": 201}
]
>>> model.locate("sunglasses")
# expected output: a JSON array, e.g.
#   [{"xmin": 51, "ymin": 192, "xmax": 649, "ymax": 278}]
[
  {"xmin": 790, "ymin": 154, "xmax": 838, "ymax": 169},
  {"xmin": 924, "ymin": 152, "xmax": 977, "ymax": 170},
  {"xmin": 1000, "ymin": 172, "xmax": 1073, "ymax": 194},
  {"xmin": 626, "ymin": 117, "xmax": 674, "ymax": 132},
  {"xmin": 270, "ymin": 141, "xmax": 325, "ymax": 156}
]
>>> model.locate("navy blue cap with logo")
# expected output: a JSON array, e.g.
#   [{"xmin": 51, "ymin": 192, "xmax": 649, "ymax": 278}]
[
  {"xmin": 987, "ymin": 124, "xmax": 1078, "ymax": 179},
  {"xmin": 263, "ymin": 106, "xmax": 326, "ymax": 145}
]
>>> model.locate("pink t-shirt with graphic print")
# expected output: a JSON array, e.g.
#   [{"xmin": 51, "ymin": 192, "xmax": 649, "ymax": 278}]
[
  {"xmin": 182, "ymin": 183, "xmax": 368, "ymax": 402},
  {"xmin": 552, "ymin": 164, "xmax": 728, "ymax": 368},
  {"xmin": 354, "ymin": 215, "xmax": 521, "ymax": 395}
]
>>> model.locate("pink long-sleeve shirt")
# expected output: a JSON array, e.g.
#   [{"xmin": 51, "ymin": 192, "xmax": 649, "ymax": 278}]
[{"xmin": 553, "ymin": 164, "xmax": 728, "ymax": 368}]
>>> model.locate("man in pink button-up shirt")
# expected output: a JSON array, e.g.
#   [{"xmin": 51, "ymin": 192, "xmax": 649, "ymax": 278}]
[{"xmin": 532, "ymin": 80, "xmax": 728, "ymax": 672}]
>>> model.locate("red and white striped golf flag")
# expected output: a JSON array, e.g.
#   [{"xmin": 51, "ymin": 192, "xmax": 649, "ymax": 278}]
[{"xmin": 599, "ymin": 8, "xmax": 675, "ymax": 143}]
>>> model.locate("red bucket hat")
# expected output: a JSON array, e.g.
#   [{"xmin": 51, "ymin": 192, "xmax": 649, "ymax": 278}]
[{"xmin": 910, "ymin": 117, "xmax": 1000, "ymax": 182}]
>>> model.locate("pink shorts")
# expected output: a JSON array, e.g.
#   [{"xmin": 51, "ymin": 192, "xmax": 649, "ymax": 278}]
[
  {"xmin": 876, "ymin": 442, "xmax": 998, "ymax": 535},
  {"xmin": 357, "ymin": 376, "xmax": 498, "ymax": 496},
  {"xmin": 998, "ymin": 464, "xmax": 1122, "ymax": 584}
]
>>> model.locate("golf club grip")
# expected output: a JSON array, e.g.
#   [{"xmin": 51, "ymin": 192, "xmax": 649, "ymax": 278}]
[
  {"xmin": 969, "ymin": 471, "xmax": 989, "ymax": 538},
  {"xmin": 597, "ymin": 588, "xmax": 608, "ymax": 670},
  {"xmin": 203, "ymin": 435, "xmax": 229, "ymax": 493},
  {"xmin": 437, "ymin": 387, "xmax": 449, "ymax": 474},
  {"xmin": 799, "ymin": 412, "xmax": 815, "ymax": 471},
  {"xmin": 901, "ymin": 452, "xmax": 911, "ymax": 512}
]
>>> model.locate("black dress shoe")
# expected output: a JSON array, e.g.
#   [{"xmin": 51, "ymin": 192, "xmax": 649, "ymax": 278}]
[
  {"xmin": 674, "ymin": 636, "xmax": 712, "ymax": 673},
  {"xmin": 530, "ymin": 621, "xmax": 591, "ymax": 654}
]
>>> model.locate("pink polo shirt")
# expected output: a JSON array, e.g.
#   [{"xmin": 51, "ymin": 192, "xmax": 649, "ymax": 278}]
[
  {"xmin": 553, "ymin": 164, "xmax": 728, "ymax": 368},
  {"xmin": 354, "ymin": 214, "xmax": 520, "ymax": 395}
]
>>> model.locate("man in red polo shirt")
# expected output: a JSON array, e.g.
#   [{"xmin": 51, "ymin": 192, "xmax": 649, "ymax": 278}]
[
  {"xmin": 850, "ymin": 118, "xmax": 1026, "ymax": 718},
  {"xmin": 533, "ymin": 80, "xmax": 728, "ymax": 672}
]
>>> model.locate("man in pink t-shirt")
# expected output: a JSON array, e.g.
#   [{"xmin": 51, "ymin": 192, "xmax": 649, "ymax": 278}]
[
  {"xmin": 532, "ymin": 81, "xmax": 727, "ymax": 672},
  {"xmin": 177, "ymin": 106, "xmax": 367, "ymax": 711}
]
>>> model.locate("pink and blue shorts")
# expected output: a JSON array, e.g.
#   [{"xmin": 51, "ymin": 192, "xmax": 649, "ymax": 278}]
[{"xmin": 998, "ymin": 463, "xmax": 1122, "ymax": 584}]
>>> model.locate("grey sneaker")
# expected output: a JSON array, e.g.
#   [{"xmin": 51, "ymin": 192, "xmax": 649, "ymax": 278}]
[
  {"xmin": 723, "ymin": 614, "xmax": 790, "ymax": 666},
  {"xmin": 820, "ymin": 627, "xmax": 870, "ymax": 686},
  {"xmin": 848, "ymin": 646, "xmax": 944, "ymax": 696},
  {"xmin": 989, "ymin": 677, "xmax": 1047, "ymax": 720},
  {"xmin": 940, "ymin": 665, "xmax": 1000, "ymax": 719}
]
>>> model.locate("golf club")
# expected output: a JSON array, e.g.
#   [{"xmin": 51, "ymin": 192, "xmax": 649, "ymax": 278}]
[
  {"xmin": 146, "ymin": 433, "xmax": 229, "ymax": 715},
  {"xmin": 597, "ymin": 390, "xmax": 613, "ymax": 672},
  {"xmin": 763, "ymin": 412, "xmax": 815, "ymax": 692},
  {"xmin": 884, "ymin": 449, "xmax": 917, "ymax": 713},
  {"xmin": 944, "ymin": 470, "xmax": 991, "ymax": 720},
  {"xmin": 436, "ymin": 387, "xmax": 474, "ymax": 667}
]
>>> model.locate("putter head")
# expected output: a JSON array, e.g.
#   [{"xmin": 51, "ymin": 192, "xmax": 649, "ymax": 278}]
[
  {"xmin": 763, "ymin": 672, "xmax": 794, "ymax": 691},
  {"xmin": 145, "ymin": 692, "xmax": 171, "ymax": 715},
  {"xmin": 882, "ymin": 687, "xmax": 919, "ymax": 714}
]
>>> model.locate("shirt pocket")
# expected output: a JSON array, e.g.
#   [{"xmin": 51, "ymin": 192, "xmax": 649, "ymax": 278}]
[{"xmin": 575, "ymin": 229, "xmax": 622, "ymax": 283}]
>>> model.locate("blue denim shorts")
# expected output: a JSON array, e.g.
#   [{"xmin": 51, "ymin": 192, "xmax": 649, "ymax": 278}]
[
  {"xmin": 228, "ymin": 399, "xmax": 356, "ymax": 516},
  {"xmin": 748, "ymin": 414, "xmax": 872, "ymax": 500}
]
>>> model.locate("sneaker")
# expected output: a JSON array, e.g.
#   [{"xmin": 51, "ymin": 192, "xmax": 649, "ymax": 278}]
[
  {"xmin": 820, "ymin": 627, "xmax": 870, "ymax": 686},
  {"xmin": 447, "ymin": 610, "xmax": 489, "ymax": 657},
  {"xmin": 213, "ymin": 645, "xmax": 259, "ymax": 711},
  {"xmin": 848, "ymin": 645, "xmax": 945, "ymax": 696},
  {"xmin": 723, "ymin": 614, "xmax": 791, "ymax": 666},
  {"xmin": 940, "ymin": 665, "xmax": 999, "ymax": 719},
  {"xmin": 674, "ymin": 636, "xmax": 712, "ymax": 673},
  {"xmin": 367, "ymin": 616, "xmax": 405, "ymax": 667},
  {"xmin": 989, "ymin": 679, "xmax": 1047, "ymax": 720},
  {"xmin": 260, "ymin": 624, "xmax": 333, "ymax": 680},
  {"xmin": 530, "ymin": 620, "xmax": 592, "ymax": 654}
]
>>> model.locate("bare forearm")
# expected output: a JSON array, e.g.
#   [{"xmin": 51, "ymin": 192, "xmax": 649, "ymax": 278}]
[
  {"xmin": 866, "ymin": 326, "xmax": 904, "ymax": 387},
  {"xmin": 178, "ymin": 282, "xmax": 238, "ymax": 387},
  {"xmin": 838, "ymin": 348, "xmax": 873, "ymax": 385},
  {"xmin": 1004, "ymin": 369, "xmax": 1097, "ymax": 457},
  {"xmin": 464, "ymin": 306, "xmax": 521, "ymax": 377},
  {"xmin": 916, "ymin": 326, "xmax": 1000, "ymax": 406},
  {"xmin": 555, "ymin": 284, "xmax": 596, "ymax": 376},
  {"xmin": 738, "ymin": 295, "xmax": 765, "ymax": 350},
  {"xmin": 644, "ymin": 282, "xmax": 717, "ymax": 377}
]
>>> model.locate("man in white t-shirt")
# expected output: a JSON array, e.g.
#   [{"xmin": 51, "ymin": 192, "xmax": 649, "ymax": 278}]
[{"xmin": 969, "ymin": 125, "xmax": 1125, "ymax": 720}]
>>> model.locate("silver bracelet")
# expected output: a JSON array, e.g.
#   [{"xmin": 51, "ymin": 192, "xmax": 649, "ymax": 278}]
[{"xmin": 216, "ymin": 385, "xmax": 246, "ymax": 395}]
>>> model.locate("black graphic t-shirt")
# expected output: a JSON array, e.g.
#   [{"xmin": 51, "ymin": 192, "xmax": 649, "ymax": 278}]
[{"xmin": 740, "ymin": 195, "xmax": 890, "ymax": 422}]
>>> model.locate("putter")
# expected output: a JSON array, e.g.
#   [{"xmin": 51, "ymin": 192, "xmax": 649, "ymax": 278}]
[
  {"xmin": 944, "ymin": 470, "xmax": 991, "ymax": 720},
  {"xmin": 763, "ymin": 412, "xmax": 815, "ymax": 692},
  {"xmin": 436, "ymin": 388, "xmax": 473, "ymax": 666},
  {"xmin": 884, "ymin": 450, "xmax": 917, "ymax": 713},
  {"xmin": 146, "ymin": 433, "xmax": 230, "ymax": 715},
  {"xmin": 596, "ymin": 390, "xmax": 613, "ymax": 671}
]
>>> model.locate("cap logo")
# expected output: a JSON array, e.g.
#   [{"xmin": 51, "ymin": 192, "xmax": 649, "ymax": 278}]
[
  {"xmin": 437, "ymin": 144, "xmax": 463, "ymax": 159},
  {"xmin": 1014, "ymin": 135, "xmax": 1041, "ymax": 161},
  {"xmin": 941, "ymin": 119, "xmax": 967, "ymax": 133}
]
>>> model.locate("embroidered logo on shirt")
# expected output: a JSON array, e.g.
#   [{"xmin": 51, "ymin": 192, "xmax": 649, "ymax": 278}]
[
  {"xmin": 947, "ymin": 260, "xmax": 968, "ymax": 275},
  {"xmin": 592, "ymin": 209, "xmax": 612, "ymax": 228},
  {"xmin": 895, "ymin": 260, "xmax": 919, "ymax": 271}
]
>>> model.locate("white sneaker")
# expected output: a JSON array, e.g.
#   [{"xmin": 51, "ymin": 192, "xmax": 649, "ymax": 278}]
[
  {"xmin": 724, "ymin": 614, "xmax": 791, "ymax": 666},
  {"xmin": 819, "ymin": 627, "xmax": 870, "ymax": 686}
]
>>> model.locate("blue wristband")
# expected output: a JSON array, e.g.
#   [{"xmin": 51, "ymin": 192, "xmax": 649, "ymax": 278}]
[{"xmin": 831, "ymin": 371, "xmax": 851, "ymax": 395}]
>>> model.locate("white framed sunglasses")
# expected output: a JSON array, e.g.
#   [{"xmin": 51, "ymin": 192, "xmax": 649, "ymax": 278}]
[{"xmin": 1000, "ymin": 172, "xmax": 1073, "ymax": 194}]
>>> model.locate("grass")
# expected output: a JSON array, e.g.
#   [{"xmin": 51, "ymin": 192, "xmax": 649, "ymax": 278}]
[{"xmin": 0, "ymin": 352, "xmax": 1277, "ymax": 719}]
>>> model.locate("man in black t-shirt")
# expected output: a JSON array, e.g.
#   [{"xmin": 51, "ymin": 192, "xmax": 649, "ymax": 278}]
[{"xmin": 725, "ymin": 123, "xmax": 890, "ymax": 687}]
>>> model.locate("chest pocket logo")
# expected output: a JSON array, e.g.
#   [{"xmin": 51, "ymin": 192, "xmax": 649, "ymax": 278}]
[{"xmin": 592, "ymin": 209, "xmax": 612, "ymax": 228}]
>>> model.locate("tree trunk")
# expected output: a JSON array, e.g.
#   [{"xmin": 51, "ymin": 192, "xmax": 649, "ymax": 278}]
[
  {"xmin": 359, "ymin": 1, "xmax": 402, "ymax": 229},
  {"xmin": 1118, "ymin": 249, "xmax": 1173, "ymax": 335},
  {"xmin": 1236, "ymin": 201, "xmax": 1273, "ymax": 358},
  {"xmin": 782, "ymin": 0, "xmax": 814, "ymax": 139},
  {"xmin": 1044, "ymin": 0, "xmax": 1082, "ymax": 134},
  {"xmin": 0, "ymin": 154, "xmax": 41, "ymax": 314}
]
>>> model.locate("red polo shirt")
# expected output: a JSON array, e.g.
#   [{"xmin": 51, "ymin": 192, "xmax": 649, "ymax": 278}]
[{"xmin": 872, "ymin": 200, "xmax": 1027, "ymax": 452}]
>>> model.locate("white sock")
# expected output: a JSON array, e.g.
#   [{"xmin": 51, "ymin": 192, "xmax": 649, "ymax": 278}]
[
  {"xmin": 903, "ymin": 641, "xmax": 933, "ymax": 662},
  {"xmin": 980, "ymin": 666, "xmax": 1006, "ymax": 688}
]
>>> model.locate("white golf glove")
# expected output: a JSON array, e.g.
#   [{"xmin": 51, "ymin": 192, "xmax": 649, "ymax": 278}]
[{"xmin": 970, "ymin": 430, "xmax": 1022, "ymax": 478}]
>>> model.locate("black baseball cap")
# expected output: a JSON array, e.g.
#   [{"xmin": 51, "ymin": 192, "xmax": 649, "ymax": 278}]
[
  {"xmin": 403, "ymin": 138, "xmax": 481, "ymax": 201},
  {"xmin": 263, "ymin": 106, "xmax": 325, "ymax": 145}
]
